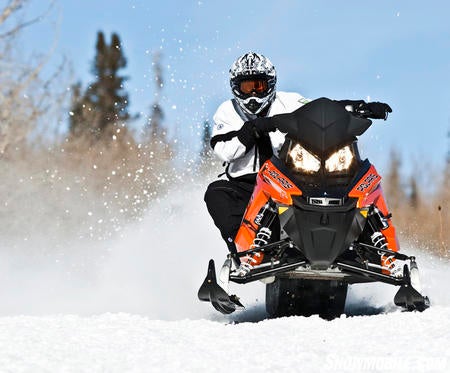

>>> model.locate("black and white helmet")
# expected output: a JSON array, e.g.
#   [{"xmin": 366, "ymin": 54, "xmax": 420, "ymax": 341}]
[{"xmin": 229, "ymin": 52, "xmax": 277, "ymax": 115}]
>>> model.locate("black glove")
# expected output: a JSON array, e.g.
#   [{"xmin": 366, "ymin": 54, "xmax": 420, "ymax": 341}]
[
  {"xmin": 362, "ymin": 102, "xmax": 392, "ymax": 120},
  {"xmin": 237, "ymin": 117, "xmax": 277, "ymax": 152},
  {"xmin": 251, "ymin": 116, "xmax": 277, "ymax": 136},
  {"xmin": 237, "ymin": 121, "xmax": 258, "ymax": 151}
]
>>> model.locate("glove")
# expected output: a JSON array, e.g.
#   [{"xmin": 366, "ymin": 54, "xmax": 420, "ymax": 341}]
[
  {"xmin": 237, "ymin": 117, "xmax": 277, "ymax": 152},
  {"xmin": 237, "ymin": 121, "xmax": 258, "ymax": 151},
  {"xmin": 251, "ymin": 116, "xmax": 277, "ymax": 136},
  {"xmin": 363, "ymin": 102, "xmax": 392, "ymax": 120}
]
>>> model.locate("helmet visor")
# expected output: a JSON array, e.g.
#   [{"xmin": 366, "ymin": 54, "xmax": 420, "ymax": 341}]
[{"xmin": 239, "ymin": 78, "xmax": 269, "ymax": 95}]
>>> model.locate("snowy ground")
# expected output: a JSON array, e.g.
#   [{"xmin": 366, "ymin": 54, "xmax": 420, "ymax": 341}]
[{"xmin": 0, "ymin": 186, "xmax": 449, "ymax": 372}]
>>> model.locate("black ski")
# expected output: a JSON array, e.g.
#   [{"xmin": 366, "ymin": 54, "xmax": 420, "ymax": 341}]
[
  {"xmin": 394, "ymin": 264, "xmax": 430, "ymax": 312},
  {"xmin": 198, "ymin": 260, "xmax": 243, "ymax": 315}
]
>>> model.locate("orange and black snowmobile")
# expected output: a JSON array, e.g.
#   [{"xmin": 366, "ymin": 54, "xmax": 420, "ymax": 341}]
[{"xmin": 198, "ymin": 97, "xmax": 430, "ymax": 318}]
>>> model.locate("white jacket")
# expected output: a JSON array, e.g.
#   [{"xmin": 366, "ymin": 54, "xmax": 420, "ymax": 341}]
[{"xmin": 211, "ymin": 91, "xmax": 309, "ymax": 178}]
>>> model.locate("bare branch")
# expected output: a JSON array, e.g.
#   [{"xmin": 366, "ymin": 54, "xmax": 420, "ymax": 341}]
[
  {"xmin": 0, "ymin": 0, "xmax": 55, "ymax": 39},
  {"xmin": 0, "ymin": 0, "xmax": 23, "ymax": 26}
]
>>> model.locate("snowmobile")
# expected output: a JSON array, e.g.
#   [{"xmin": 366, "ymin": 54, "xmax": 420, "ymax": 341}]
[{"xmin": 198, "ymin": 97, "xmax": 430, "ymax": 318}]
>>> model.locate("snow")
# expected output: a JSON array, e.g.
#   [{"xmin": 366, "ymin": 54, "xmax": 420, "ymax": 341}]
[
  {"xmin": 0, "ymin": 185, "xmax": 449, "ymax": 372},
  {"xmin": 0, "ymin": 309, "xmax": 449, "ymax": 372}
]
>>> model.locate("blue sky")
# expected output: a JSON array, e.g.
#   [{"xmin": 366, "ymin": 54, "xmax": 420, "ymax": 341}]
[{"xmin": 20, "ymin": 0, "xmax": 450, "ymax": 177}]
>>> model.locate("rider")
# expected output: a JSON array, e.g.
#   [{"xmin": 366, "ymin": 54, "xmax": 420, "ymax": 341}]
[
  {"xmin": 204, "ymin": 51, "xmax": 395, "ymax": 275},
  {"xmin": 204, "ymin": 52, "xmax": 309, "ymax": 264}
]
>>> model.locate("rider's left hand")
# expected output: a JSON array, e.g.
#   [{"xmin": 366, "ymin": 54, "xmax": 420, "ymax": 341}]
[{"xmin": 365, "ymin": 102, "xmax": 392, "ymax": 120}]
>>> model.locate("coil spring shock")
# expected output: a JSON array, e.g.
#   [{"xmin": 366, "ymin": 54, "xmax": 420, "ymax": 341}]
[
  {"xmin": 237, "ymin": 201, "xmax": 276, "ymax": 275},
  {"xmin": 250, "ymin": 227, "xmax": 272, "ymax": 250},
  {"xmin": 371, "ymin": 231, "xmax": 388, "ymax": 250},
  {"xmin": 366, "ymin": 206, "xmax": 401, "ymax": 276},
  {"xmin": 371, "ymin": 231, "xmax": 398, "ymax": 275},
  {"xmin": 244, "ymin": 227, "xmax": 272, "ymax": 266}
]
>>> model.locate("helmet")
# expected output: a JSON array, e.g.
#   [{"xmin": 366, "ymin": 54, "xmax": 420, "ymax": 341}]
[{"xmin": 229, "ymin": 52, "xmax": 277, "ymax": 115}]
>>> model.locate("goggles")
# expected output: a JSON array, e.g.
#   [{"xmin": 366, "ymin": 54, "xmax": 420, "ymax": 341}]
[{"xmin": 239, "ymin": 78, "xmax": 269, "ymax": 95}]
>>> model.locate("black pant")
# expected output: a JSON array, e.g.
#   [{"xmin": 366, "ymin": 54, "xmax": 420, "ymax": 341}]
[{"xmin": 204, "ymin": 174, "xmax": 256, "ymax": 253}]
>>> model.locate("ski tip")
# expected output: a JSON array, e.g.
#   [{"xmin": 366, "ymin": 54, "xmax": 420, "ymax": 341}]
[{"xmin": 394, "ymin": 285, "xmax": 430, "ymax": 312}]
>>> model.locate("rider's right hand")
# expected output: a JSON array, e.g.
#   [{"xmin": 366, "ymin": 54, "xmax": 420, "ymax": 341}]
[
  {"xmin": 248, "ymin": 117, "xmax": 277, "ymax": 137},
  {"xmin": 238, "ymin": 117, "xmax": 277, "ymax": 147}
]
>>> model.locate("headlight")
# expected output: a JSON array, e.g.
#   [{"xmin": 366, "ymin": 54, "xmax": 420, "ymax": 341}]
[
  {"xmin": 325, "ymin": 146, "xmax": 354, "ymax": 172},
  {"xmin": 289, "ymin": 144, "xmax": 321, "ymax": 173}
]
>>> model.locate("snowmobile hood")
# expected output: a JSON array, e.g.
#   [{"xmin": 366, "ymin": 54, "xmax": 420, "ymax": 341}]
[{"xmin": 270, "ymin": 97, "xmax": 373, "ymax": 157}]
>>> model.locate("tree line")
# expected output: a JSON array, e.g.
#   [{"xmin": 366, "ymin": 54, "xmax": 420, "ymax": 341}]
[
  {"xmin": 0, "ymin": 1, "xmax": 212, "ymax": 246},
  {"xmin": 384, "ymin": 149, "xmax": 449, "ymax": 257},
  {"xmin": 0, "ymin": 0, "xmax": 211, "ymax": 164}
]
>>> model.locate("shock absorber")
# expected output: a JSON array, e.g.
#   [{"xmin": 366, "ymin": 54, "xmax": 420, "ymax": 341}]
[
  {"xmin": 370, "ymin": 231, "xmax": 388, "ymax": 250},
  {"xmin": 248, "ymin": 227, "xmax": 273, "ymax": 265},
  {"xmin": 254, "ymin": 200, "xmax": 277, "ymax": 228},
  {"xmin": 368, "ymin": 207, "xmax": 401, "ymax": 276},
  {"xmin": 367, "ymin": 206, "xmax": 389, "ymax": 249},
  {"xmin": 250, "ymin": 227, "xmax": 273, "ymax": 250},
  {"xmin": 237, "ymin": 201, "xmax": 277, "ymax": 275},
  {"xmin": 250, "ymin": 200, "xmax": 277, "ymax": 265}
]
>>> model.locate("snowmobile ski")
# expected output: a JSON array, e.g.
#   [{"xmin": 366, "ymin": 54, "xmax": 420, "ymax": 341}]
[
  {"xmin": 197, "ymin": 259, "xmax": 244, "ymax": 315},
  {"xmin": 394, "ymin": 263, "xmax": 430, "ymax": 312}
]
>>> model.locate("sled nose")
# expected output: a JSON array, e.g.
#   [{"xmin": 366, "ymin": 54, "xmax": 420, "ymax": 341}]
[{"xmin": 286, "ymin": 198, "xmax": 365, "ymax": 268}]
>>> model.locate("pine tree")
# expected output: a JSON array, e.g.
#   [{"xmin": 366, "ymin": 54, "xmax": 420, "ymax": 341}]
[
  {"xmin": 384, "ymin": 149, "xmax": 405, "ymax": 211},
  {"xmin": 144, "ymin": 52, "xmax": 171, "ymax": 158},
  {"xmin": 68, "ymin": 82, "xmax": 86, "ymax": 137},
  {"xmin": 148, "ymin": 104, "xmax": 164, "ymax": 141},
  {"xmin": 200, "ymin": 120, "xmax": 212, "ymax": 159},
  {"xmin": 69, "ymin": 31, "xmax": 132, "ymax": 141},
  {"xmin": 146, "ymin": 52, "xmax": 164, "ymax": 137},
  {"xmin": 197, "ymin": 119, "xmax": 219, "ymax": 176},
  {"xmin": 408, "ymin": 175, "xmax": 420, "ymax": 209},
  {"xmin": 435, "ymin": 130, "xmax": 450, "ymax": 255}
]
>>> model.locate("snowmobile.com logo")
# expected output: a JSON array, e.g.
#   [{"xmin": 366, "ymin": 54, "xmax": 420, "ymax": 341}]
[{"xmin": 324, "ymin": 354, "xmax": 447, "ymax": 371}]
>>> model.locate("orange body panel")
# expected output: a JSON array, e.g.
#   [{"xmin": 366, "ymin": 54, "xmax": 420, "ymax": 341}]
[
  {"xmin": 349, "ymin": 165, "xmax": 399, "ymax": 252},
  {"xmin": 348, "ymin": 165, "xmax": 382, "ymax": 208},
  {"xmin": 235, "ymin": 160, "xmax": 301, "ymax": 260}
]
